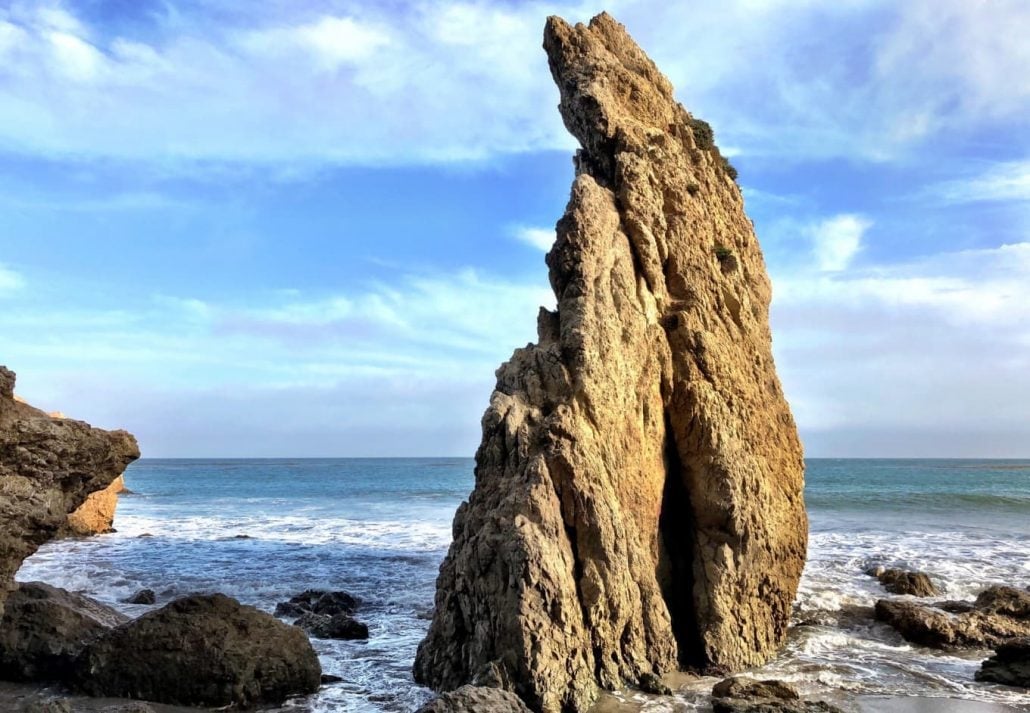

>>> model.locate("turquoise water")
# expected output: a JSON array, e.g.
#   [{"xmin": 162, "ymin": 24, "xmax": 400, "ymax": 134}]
[{"xmin": 18, "ymin": 459, "xmax": 1030, "ymax": 711}]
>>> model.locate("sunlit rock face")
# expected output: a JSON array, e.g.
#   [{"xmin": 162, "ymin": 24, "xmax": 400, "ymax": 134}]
[
  {"xmin": 0, "ymin": 366, "xmax": 139, "ymax": 617},
  {"xmin": 414, "ymin": 13, "xmax": 806, "ymax": 713}
]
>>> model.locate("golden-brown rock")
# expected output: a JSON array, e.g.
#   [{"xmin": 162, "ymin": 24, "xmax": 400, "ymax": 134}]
[
  {"xmin": 0, "ymin": 366, "xmax": 139, "ymax": 617},
  {"xmin": 414, "ymin": 13, "xmax": 806, "ymax": 713},
  {"xmin": 65, "ymin": 475, "xmax": 125, "ymax": 536}
]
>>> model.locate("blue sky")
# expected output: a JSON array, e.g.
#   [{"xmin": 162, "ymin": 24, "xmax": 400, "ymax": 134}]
[{"xmin": 1, "ymin": 0, "xmax": 1028, "ymax": 457}]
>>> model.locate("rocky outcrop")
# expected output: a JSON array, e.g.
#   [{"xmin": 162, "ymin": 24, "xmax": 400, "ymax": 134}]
[
  {"xmin": 866, "ymin": 567, "xmax": 938, "ymax": 597},
  {"xmin": 66, "ymin": 475, "xmax": 125, "ymax": 536},
  {"xmin": 414, "ymin": 12, "xmax": 806, "ymax": 713},
  {"xmin": 976, "ymin": 637, "xmax": 1030, "ymax": 688},
  {"xmin": 0, "ymin": 367, "xmax": 139, "ymax": 618},
  {"xmin": 73, "ymin": 594, "xmax": 321, "ymax": 707},
  {"xmin": 875, "ymin": 586, "xmax": 1030, "ymax": 649},
  {"xmin": 0, "ymin": 582, "xmax": 128, "ymax": 681},
  {"xmin": 415, "ymin": 686, "xmax": 533, "ymax": 713}
]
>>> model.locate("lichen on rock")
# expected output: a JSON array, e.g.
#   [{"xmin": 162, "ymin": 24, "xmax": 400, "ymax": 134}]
[{"xmin": 414, "ymin": 12, "xmax": 806, "ymax": 713}]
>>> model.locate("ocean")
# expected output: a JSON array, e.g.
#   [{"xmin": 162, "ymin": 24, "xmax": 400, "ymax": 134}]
[{"xmin": 16, "ymin": 458, "xmax": 1030, "ymax": 711}]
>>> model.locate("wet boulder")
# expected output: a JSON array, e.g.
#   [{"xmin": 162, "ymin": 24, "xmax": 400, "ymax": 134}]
[
  {"xmin": 976, "ymin": 637, "xmax": 1030, "ymax": 688},
  {"xmin": 712, "ymin": 677, "xmax": 843, "ymax": 713},
  {"xmin": 294, "ymin": 611, "xmax": 369, "ymax": 640},
  {"xmin": 415, "ymin": 685, "xmax": 531, "ymax": 713},
  {"xmin": 0, "ymin": 582, "xmax": 127, "ymax": 682},
  {"xmin": 73, "ymin": 593, "xmax": 320, "ymax": 707},
  {"xmin": 866, "ymin": 567, "xmax": 938, "ymax": 597},
  {"xmin": 120, "ymin": 589, "xmax": 155, "ymax": 605},
  {"xmin": 274, "ymin": 589, "xmax": 358, "ymax": 618}
]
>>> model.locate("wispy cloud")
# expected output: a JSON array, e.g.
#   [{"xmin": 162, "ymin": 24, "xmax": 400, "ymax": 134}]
[
  {"xmin": 810, "ymin": 214, "xmax": 870, "ymax": 272},
  {"xmin": 510, "ymin": 225, "xmax": 555, "ymax": 251},
  {"xmin": 0, "ymin": 263, "xmax": 25, "ymax": 292},
  {"xmin": 1, "ymin": 266, "xmax": 551, "ymax": 454},
  {"xmin": 929, "ymin": 160, "xmax": 1030, "ymax": 204}
]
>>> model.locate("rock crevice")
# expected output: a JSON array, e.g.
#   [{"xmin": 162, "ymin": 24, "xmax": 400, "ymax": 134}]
[{"xmin": 414, "ymin": 13, "xmax": 806, "ymax": 713}]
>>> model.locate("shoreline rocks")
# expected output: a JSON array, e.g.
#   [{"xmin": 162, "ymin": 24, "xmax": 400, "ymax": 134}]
[
  {"xmin": 875, "ymin": 585, "xmax": 1030, "ymax": 649},
  {"xmin": 414, "ymin": 12, "xmax": 806, "ymax": 713},
  {"xmin": 0, "ymin": 366, "xmax": 139, "ymax": 619}
]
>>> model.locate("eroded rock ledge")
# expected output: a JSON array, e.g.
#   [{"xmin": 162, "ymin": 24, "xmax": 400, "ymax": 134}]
[
  {"xmin": 0, "ymin": 366, "xmax": 139, "ymax": 617},
  {"xmin": 414, "ymin": 13, "xmax": 806, "ymax": 713}
]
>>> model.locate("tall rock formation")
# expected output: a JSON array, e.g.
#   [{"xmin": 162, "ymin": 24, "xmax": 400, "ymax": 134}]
[
  {"xmin": 414, "ymin": 13, "xmax": 806, "ymax": 713},
  {"xmin": 0, "ymin": 366, "xmax": 139, "ymax": 617}
]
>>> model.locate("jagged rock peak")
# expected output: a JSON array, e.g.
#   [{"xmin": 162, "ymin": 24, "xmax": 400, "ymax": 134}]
[
  {"xmin": 0, "ymin": 366, "xmax": 140, "ymax": 617},
  {"xmin": 414, "ymin": 13, "xmax": 806, "ymax": 713}
]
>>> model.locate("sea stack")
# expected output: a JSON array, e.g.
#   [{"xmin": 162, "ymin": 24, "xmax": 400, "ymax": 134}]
[
  {"xmin": 414, "ymin": 13, "xmax": 806, "ymax": 713},
  {"xmin": 0, "ymin": 366, "xmax": 139, "ymax": 617}
]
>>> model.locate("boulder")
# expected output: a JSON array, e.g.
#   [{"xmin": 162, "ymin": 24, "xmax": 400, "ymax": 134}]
[
  {"xmin": 414, "ymin": 13, "xmax": 806, "ymax": 713},
  {"xmin": 121, "ymin": 589, "xmax": 156, "ymax": 605},
  {"xmin": 875, "ymin": 585, "xmax": 1030, "ymax": 649},
  {"xmin": 637, "ymin": 672, "xmax": 671, "ymax": 695},
  {"xmin": 73, "ymin": 593, "xmax": 321, "ymax": 707},
  {"xmin": 415, "ymin": 685, "xmax": 532, "ymax": 713},
  {"xmin": 0, "ymin": 366, "xmax": 139, "ymax": 618},
  {"xmin": 294, "ymin": 611, "xmax": 369, "ymax": 640},
  {"xmin": 713, "ymin": 677, "xmax": 799, "ymax": 700},
  {"xmin": 711, "ymin": 677, "xmax": 843, "ymax": 713},
  {"xmin": 866, "ymin": 567, "xmax": 937, "ymax": 597},
  {"xmin": 0, "ymin": 582, "xmax": 127, "ymax": 681},
  {"xmin": 274, "ymin": 589, "xmax": 358, "ymax": 618},
  {"xmin": 976, "ymin": 637, "xmax": 1030, "ymax": 688}
]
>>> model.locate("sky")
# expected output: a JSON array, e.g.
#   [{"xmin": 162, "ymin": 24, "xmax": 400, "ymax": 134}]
[{"xmin": 1, "ymin": 0, "xmax": 1028, "ymax": 458}]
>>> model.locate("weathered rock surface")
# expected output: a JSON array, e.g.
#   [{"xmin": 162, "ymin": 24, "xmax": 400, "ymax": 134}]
[
  {"xmin": 66, "ymin": 475, "xmax": 125, "ymax": 536},
  {"xmin": 875, "ymin": 585, "xmax": 1030, "ymax": 649},
  {"xmin": 866, "ymin": 567, "xmax": 938, "ymax": 597},
  {"xmin": 976, "ymin": 637, "xmax": 1030, "ymax": 688},
  {"xmin": 414, "ymin": 12, "xmax": 806, "ymax": 713},
  {"xmin": 0, "ymin": 366, "xmax": 139, "ymax": 618},
  {"xmin": 73, "ymin": 594, "xmax": 321, "ymax": 707},
  {"xmin": 415, "ymin": 685, "xmax": 532, "ymax": 713},
  {"xmin": 711, "ymin": 677, "xmax": 844, "ymax": 713},
  {"xmin": 0, "ymin": 582, "xmax": 128, "ymax": 681}
]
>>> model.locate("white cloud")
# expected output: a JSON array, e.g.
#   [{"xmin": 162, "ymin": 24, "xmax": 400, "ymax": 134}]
[
  {"xmin": 510, "ymin": 225, "xmax": 555, "ymax": 251},
  {"xmin": 238, "ymin": 16, "xmax": 390, "ymax": 72},
  {"xmin": 930, "ymin": 160, "xmax": 1030, "ymax": 203},
  {"xmin": 0, "ymin": 263, "xmax": 25, "ymax": 292},
  {"xmin": 772, "ymin": 241, "xmax": 1030, "ymax": 455},
  {"xmin": 0, "ymin": 265, "xmax": 552, "ymax": 454},
  {"xmin": 809, "ymin": 214, "xmax": 870, "ymax": 272},
  {"xmin": 0, "ymin": 0, "xmax": 1026, "ymax": 165}
]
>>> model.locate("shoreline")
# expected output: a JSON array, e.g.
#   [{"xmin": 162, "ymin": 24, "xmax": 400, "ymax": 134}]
[{"xmin": 5, "ymin": 682, "xmax": 1026, "ymax": 713}]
